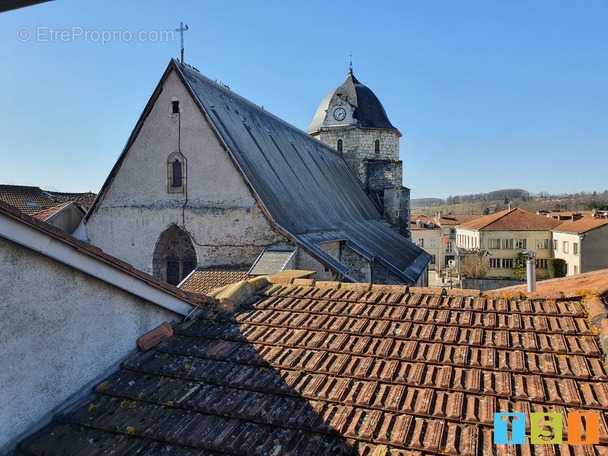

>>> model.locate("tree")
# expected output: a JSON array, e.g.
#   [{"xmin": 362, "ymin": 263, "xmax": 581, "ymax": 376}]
[
  {"xmin": 459, "ymin": 249, "xmax": 489, "ymax": 279},
  {"xmin": 513, "ymin": 252, "xmax": 527, "ymax": 280},
  {"xmin": 547, "ymin": 258, "xmax": 567, "ymax": 279}
]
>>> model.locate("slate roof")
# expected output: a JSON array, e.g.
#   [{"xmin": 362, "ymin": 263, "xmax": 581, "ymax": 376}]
[
  {"xmin": 457, "ymin": 208, "xmax": 562, "ymax": 232},
  {"xmin": 18, "ymin": 274, "xmax": 608, "ymax": 454},
  {"xmin": 308, "ymin": 70, "xmax": 400, "ymax": 134},
  {"xmin": 180, "ymin": 266, "xmax": 251, "ymax": 295},
  {"xmin": 170, "ymin": 61, "xmax": 429, "ymax": 284},
  {"xmin": 553, "ymin": 217, "xmax": 608, "ymax": 234}
]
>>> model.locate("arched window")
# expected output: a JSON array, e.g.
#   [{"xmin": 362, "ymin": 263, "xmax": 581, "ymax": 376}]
[
  {"xmin": 153, "ymin": 225, "xmax": 197, "ymax": 285},
  {"xmin": 374, "ymin": 139, "xmax": 380, "ymax": 154},
  {"xmin": 167, "ymin": 152, "xmax": 186, "ymax": 193},
  {"xmin": 337, "ymin": 139, "xmax": 343, "ymax": 153},
  {"xmin": 172, "ymin": 159, "xmax": 182, "ymax": 187}
]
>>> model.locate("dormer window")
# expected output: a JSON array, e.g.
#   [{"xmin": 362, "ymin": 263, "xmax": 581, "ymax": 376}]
[
  {"xmin": 337, "ymin": 139, "xmax": 343, "ymax": 153},
  {"xmin": 167, "ymin": 152, "xmax": 186, "ymax": 193},
  {"xmin": 374, "ymin": 139, "xmax": 380, "ymax": 154}
]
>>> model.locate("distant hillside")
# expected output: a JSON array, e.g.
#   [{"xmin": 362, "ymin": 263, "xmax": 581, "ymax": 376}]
[{"xmin": 411, "ymin": 189, "xmax": 608, "ymax": 215}]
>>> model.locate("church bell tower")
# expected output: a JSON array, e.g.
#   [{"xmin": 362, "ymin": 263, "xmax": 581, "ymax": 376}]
[{"xmin": 308, "ymin": 68, "xmax": 411, "ymax": 238}]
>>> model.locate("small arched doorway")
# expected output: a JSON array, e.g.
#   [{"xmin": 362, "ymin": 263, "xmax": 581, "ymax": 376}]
[{"xmin": 153, "ymin": 225, "xmax": 197, "ymax": 285}]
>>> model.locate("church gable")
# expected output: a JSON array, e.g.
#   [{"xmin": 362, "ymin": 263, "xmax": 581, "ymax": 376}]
[{"xmin": 85, "ymin": 65, "xmax": 285, "ymax": 277}]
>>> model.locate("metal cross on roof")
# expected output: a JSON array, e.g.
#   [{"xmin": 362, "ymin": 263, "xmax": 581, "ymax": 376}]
[{"xmin": 175, "ymin": 22, "xmax": 189, "ymax": 63}]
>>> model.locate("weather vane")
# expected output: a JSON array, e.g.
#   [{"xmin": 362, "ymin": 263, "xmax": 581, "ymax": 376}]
[
  {"xmin": 349, "ymin": 52, "xmax": 353, "ymax": 74},
  {"xmin": 175, "ymin": 22, "xmax": 189, "ymax": 63}
]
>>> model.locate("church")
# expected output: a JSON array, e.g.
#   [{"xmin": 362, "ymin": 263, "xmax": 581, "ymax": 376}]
[{"xmin": 83, "ymin": 59, "xmax": 429, "ymax": 286}]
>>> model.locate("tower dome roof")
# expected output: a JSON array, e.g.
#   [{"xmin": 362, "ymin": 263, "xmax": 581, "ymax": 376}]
[{"xmin": 308, "ymin": 70, "xmax": 400, "ymax": 134}]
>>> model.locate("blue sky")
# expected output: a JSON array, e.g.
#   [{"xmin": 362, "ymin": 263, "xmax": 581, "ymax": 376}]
[{"xmin": 1, "ymin": 1, "xmax": 607, "ymax": 199}]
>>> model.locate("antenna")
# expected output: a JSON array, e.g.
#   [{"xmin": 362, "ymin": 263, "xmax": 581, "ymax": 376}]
[{"xmin": 175, "ymin": 22, "xmax": 189, "ymax": 63}]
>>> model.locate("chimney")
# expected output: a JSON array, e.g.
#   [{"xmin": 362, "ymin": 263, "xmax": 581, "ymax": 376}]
[{"xmin": 523, "ymin": 251, "xmax": 537, "ymax": 292}]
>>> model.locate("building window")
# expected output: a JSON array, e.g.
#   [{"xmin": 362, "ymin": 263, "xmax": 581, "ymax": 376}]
[
  {"xmin": 171, "ymin": 100, "xmax": 180, "ymax": 114},
  {"xmin": 563, "ymin": 241, "xmax": 569, "ymax": 254},
  {"xmin": 417, "ymin": 238, "xmax": 425, "ymax": 248},
  {"xmin": 172, "ymin": 159, "xmax": 183, "ymax": 187},
  {"xmin": 429, "ymin": 238, "xmax": 436, "ymax": 248},
  {"xmin": 489, "ymin": 239, "xmax": 501, "ymax": 249},
  {"xmin": 536, "ymin": 259, "xmax": 547, "ymax": 269},
  {"xmin": 374, "ymin": 139, "xmax": 380, "ymax": 154},
  {"xmin": 536, "ymin": 239, "xmax": 549, "ymax": 249},
  {"xmin": 489, "ymin": 258, "xmax": 501, "ymax": 268},
  {"xmin": 446, "ymin": 240, "xmax": 453, "ymax": 253},
  {"xmin": 502, "ymin": 258, "xmax": 514, "ymax": 269},
  {"xmin": 574, "ymin": 265, "xmax": 578, "ymax": 275},
  {"xmin": 167, "ymin": 152, "xmax": 186, "ymax": 193},
  {"xmin": 430, "ymin": 255, "xmax": 436, "ymax": 265},
  {"xmin": 553, "ymin": 239, "xmax": 558, "ymax": 251},
  {"xmin": 153, "ymin": 225, "xmax": 197, "ymax": 285},
  {"xmin": 573, "ymin": 242, "xmax": 578, "ymax": 255},
  {"xmin": 514, "ymin": 239, "xmax": 527, "ymax": 249},
  {"xmin": 337, "ymin": 139, "xmax": 343, "ymax": 153},
  {"xmin": 502, "ymin": 239, "xmax": 514, "ymax": 249}
]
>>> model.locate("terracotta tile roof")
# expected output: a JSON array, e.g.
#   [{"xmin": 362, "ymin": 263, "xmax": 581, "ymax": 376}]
[
  {"xmin": 30, "ymin": 201, "xmax": 73, "ymax": 221},
  {"xmin": 0, "ymin": 184, "xmax": 97, "ymax": 215},
  {"xmin": 435, "ymin": 214, "xmax": 483, "ymax": 226},
  {"xmin": 18, "ymin": 275, "xmax": 608, "ymax": 454},
  {"xmin": 45, "ymin": 190, "xmax": 97, "ymax": 209},
  {"xmin": 179, "ymin": 266, "xmax": 251, "ymax": 294},
  {"xmin": 410, "ymin": 214, "xmax": 439, "ymax": 231},
  {"xmin": 0, "ymin": 184, "xmax": 57, "ymax": 214},
  {"xmin": 457, "ymin": 208, "xmax": 562, "ymax": 231},
  {"xmin": 553, "ymin": 217, "xmax": 608, "ymax": 234},
  {"xmin": 489, "ymin": 268, "xmax": 608, "ymax": 299}
]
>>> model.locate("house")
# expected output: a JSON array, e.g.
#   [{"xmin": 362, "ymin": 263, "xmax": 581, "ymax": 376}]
[
  {"xmin": 0, "ymin": 184, "xmax": 95, "ymax": 234},
  {"xmin": 0, "ymin": 201, "xmax": 208, "ymax": 453},
  {"xmin": 552, "ymin": 217, "xmax": 608, "ymax": 276},
  {"xmin": 433, "ymin": 214, "xmax": 483, "ymax": 271},
  {"xmin": 83, "ymin": 59, "xmax": 430, "ymax": 287},
  {"xmin": 455, "ymin": 208, "xmax": 562, "ymax": 279},
  {"xmin": 410, "ymin": 214, "xmax": 441, "ymax": 269},
  {"xmin": 411, "ymin": 213, "xmax": 483, "ymax": 274},
  {"xmin": 15, "ymin": 269, "xmax": 608, "ymax": 453}
]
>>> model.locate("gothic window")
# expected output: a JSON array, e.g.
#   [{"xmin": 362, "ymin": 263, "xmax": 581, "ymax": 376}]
[
  {"xmin": 153, "ymin": 225, "xmax": 197, "ymax": 285},
  {"xmin": 167, "ymin": 152, "xmax": 186, "ymax": 193},
  {"xmin": 374, "ymin": 139, "xmax": 380, "ymax": 154},
  {"xmin": 337, "ymin": 139, "xmax": 343, "ymax": 153}
]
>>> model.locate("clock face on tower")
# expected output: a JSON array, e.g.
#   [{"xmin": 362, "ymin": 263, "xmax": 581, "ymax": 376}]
[{"xmin": 333, "ymin": 107, "xmax": 347, "ymax": 121}]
